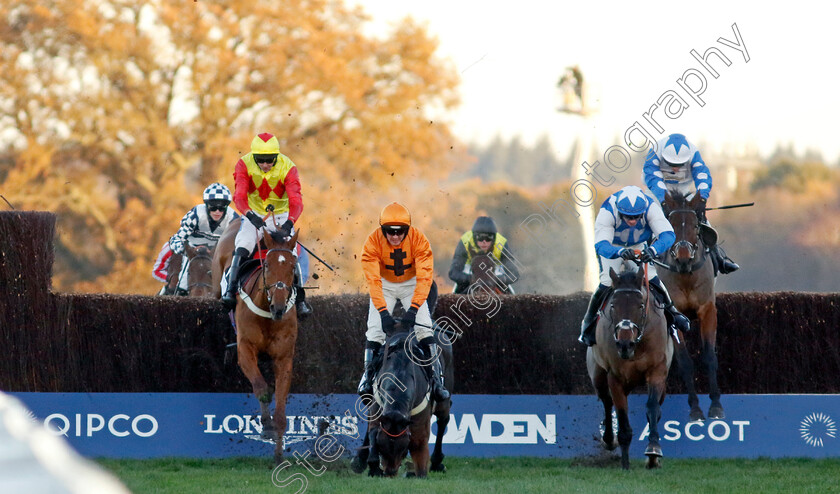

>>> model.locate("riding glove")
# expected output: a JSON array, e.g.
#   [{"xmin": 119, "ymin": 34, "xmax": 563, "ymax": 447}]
[
  {"xmin": 639, "ymin": 247, "xmax": 656, "ymax": 263},
  {"xmin": 379, "ymin": 309, "xmax": 395, "ymax": 333},
  {"xmin": 618, "ymin": 248, "xmax": 635, "ymax": 261},
  {"xmin": 401, "ymin": 307, "xmax": 418, "ymax": 330},
  {"xmin": 245, "ymin": 211, "xmax": 265, "ymax": 229},
  {"xmin": 278, "ymin": 219, "xmax": 294, "ymax": 238}
]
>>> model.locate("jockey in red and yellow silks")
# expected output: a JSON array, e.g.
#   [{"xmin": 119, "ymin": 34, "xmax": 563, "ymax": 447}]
[
  {"xmin": 221, "ymin": 132, "xmax": 311, "ymax": 318},
  {"xmin": 356, "ymin": 202, "xmax": 450, "ymax": 402}
]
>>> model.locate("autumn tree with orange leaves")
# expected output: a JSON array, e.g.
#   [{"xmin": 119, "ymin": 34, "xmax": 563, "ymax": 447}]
[{"xmin": 0, "ymin": 0, "xmax": 465, "ymax": 294}]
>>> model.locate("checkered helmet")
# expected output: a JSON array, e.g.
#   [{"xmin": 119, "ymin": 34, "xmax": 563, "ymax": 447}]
[{"xmin": 203, "ymin": 183, "xmax": 232, "ymax": 203}]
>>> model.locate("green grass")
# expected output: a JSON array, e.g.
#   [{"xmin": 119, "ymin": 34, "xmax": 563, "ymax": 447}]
[{"xmin": 98, "ymin": 456, "xmax": 840, "ymax": 494}]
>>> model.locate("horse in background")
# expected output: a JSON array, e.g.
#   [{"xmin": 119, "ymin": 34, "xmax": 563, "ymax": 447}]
[
  {"xmin": 183, "ymin": 244, "xmax": 215, "ymax": 298},
  {"xmin": 469, "ymin": 253, "xmax": 513, "ymax": 295},
  {"xmin": 212, "ymin": 219, "xmax": 300, "ymax": 463},
  {"xmin": 587, "ymin": 265, "xmax": 674, "ymax": 469},
  {"xmin": 659, "ymin": 191, "xmax": 724, "ymax": 421}
]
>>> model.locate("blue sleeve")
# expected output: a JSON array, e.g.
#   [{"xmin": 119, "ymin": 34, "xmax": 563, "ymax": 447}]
[
  {"xmin": 690, "ymin": 151, "xmax": 712, "ymax": 199},
  {"xmin": 650, "ymin": 231, "xmax": 676, "ymax": 255},
  {"xmin": 643, "ymin": 149, "xmax": 666, "ymax": 202},
  {"xmin": 595, "ymin": 240, "xmax": 621, "ymax": 259},
  {"xmin": 297, "ymin": 246, "xmax": 310, "ymax": 284},
  {"xmin": 169, "ymin": 208, "xmax": 198, "ymax": 255}
]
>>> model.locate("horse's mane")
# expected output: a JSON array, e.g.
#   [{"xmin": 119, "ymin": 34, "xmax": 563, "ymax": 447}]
[
  {"xmin": 379, "ymin": 332, "xmax": 424, "ymax": 412},
  {"xmin": 614, "ymin": 269, "xmax": 642, "ymax": 290}
]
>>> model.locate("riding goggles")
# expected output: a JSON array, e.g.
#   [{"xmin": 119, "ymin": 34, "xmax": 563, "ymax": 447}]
[
  {"xmin": 381, "ymin": 225, "xmax": 409, "ymax": 237},
  {"xmin": 474, "ymin": 232, "xmax": 495, "ymax": 242},
  {"xmin": 620, "ymin": 213, "xmax": 644, "ymax": 221},
  {"xmin": 205, "ymin": 200, "xmax": 229, "ymax": 212},
  {"xmin": 254, "ymin": 154, "xmax": 278, "ymax": 165}
]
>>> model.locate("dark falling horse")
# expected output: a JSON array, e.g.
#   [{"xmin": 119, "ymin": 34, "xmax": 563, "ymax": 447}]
[
  {"xmin": 357, "ymin": 330, "xmax": 452, "ymax": 477},
  {"xmin": 586, "ymin": 265, "xmax": 674, "ymax": 470},
  {"xmin": 183, "ymin": 244, "xmax": 215, "ymax": 298},
  {"xmin": 468, "ymin": 253, "xmax": 512, "ymax": 295},
  {"xmin": 659, "ymin": 191, "xmax": 724, "ymax": 421},
  {"xmin": 212, "ymin": 218, "xmax": 300, "ymax": 463}
]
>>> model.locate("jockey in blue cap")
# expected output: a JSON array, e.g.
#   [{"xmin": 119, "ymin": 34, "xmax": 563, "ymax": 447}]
[
  {"xmin": 578, "ymin": 186, "xmax": 690, "ymax": 346},
  {"xmin": 643, "ymin": 133, "xmax": 739, "ymax": 275}
]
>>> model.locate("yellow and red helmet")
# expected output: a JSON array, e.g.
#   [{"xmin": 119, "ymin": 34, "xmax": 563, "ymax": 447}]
[
  {"xmin": 379, "ymin": 202, "xmax": 411, "ymax": 227},
  {"xmin": 251, "ymin": 133, "xmax": 280, "ymax": 154}
]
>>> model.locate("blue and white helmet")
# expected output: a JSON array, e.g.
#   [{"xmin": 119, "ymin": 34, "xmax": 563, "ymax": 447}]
[
  {"xmin": 659, "ymin": 133, "xmax": 694, "ymax": 167},
  {"xmin": 203, "ymin": 183, "xmax": 232, "ymax": 203},
  {"xmin": 615, "ymin": 186, "xmax": 649, "ymax": 216}
]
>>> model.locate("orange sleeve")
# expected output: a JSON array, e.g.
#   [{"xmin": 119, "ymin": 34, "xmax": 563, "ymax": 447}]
[
  {"xmin": 409, "ymin": 228, "xmax": 434, "ymax": 309},
  {"xmin": 361, "ymin": 230, "xmax": 387, "ymax": 311}
]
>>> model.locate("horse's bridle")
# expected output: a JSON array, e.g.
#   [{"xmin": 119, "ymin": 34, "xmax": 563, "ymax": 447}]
[
  {"xmin": 664, "ymin": 208, "xmax": 707, "ymax": 273},
  {"xmin": 609, "ymin": 285, "xmax": 649, "ymax": 345},
  {"xmin": 259, "ymin": 247, "xmax": 297, "ymax": 313},
  {"xmin": 185, "ymin": 248, "xmax": 214, "ymax": 294}
]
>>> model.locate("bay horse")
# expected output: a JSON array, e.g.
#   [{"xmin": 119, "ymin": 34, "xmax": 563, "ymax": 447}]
[
  {"xmin": 586, "ymin": 265, "xmax": 674, "ymax": 470},
  {"xmin": 659, "ymin": 191, "xmax": 724, "ymax": 421},
  {"xmin": 182, "ymin": 244, "xmax": 214, "ymax": 298},
  {"xmin": 162, "ymin": 252, "xmax": 182, "ymax": 295},
  {"xmin": 211, "ymin": 218, "xmax": 300, "ymax": 463},
  {"xmin": 352, "ymin": 325, "xmax": 453, "ymax": 478},
  {"xmin": 469, "ymin": 253, "xmax": 512, "ymax": 295}
]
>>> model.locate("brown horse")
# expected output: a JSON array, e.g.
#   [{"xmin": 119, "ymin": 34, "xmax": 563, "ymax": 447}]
[
  {"xmin": 182, "ymin": 244, "xmax": 215, "ymax": 298},
  {"xmin": 659, "ymin": 191, "xmax": 724, "ymax": 421},
  {"xmin": 161, "ymin": 252, "xmax": 182, "ymax": 295},
  {"xmin": 212, "ymin": 218, "xmax": 300, "ymax": 463},
  {"xmin": 357, "ymin": 330, "xmax": 452, "ymax": 477},
  {"xmin": 469, "ymin": 253, "xmax": 512, "ymax": 295},
  {"xmin": 586, "ymin": 266, "xmax": 673, "ymax": 470}
]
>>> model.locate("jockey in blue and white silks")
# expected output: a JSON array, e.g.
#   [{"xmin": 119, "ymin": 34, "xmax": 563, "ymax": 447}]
[
  {"xmin": 579, "ymin": 186, "xmax": 689, "ymax": 346},
  {"xmin": 642, "ymin": 133, "xmax": 739, "ymax": 275}
]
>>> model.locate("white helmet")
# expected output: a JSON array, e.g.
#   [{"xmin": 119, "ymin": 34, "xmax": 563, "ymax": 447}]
[{"xmin": 659, "ymin": 133, "xmax": 694, "ymax": 167}]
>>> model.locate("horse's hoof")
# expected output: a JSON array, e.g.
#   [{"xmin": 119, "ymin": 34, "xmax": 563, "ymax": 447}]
[
  {"xmin": 430, "ymin": 463, "xmax": 447, "ymax": 473},
  {"xmin": 689, "ymin": 407, "xmax": 705, "ymax": 423},
  {"xmin": 646, "ymin": 455, "xmax": 662, "ymax": 469},
  {"xmin": 405, "ymin": 472, "xmax": 416, "ymax": 478},
  {"xmin": 368, "ymin": 466, "xmax": 383, "ymax": 478},
  {"xmin": 601, "ymin": 438, "xmax": 618, "ymax": 451},
  {"xmin": 644, "ymin": 443, "xmax": 663, "ymax": 458},
  {"xmin": 350, "ymin": 455, "xmax": 367, "ymax": 474},
  {"xmin": 708, "ymin": 406, "xmax": 725, "ymax": 420},
  {"xmin": 261, "ymin": 429, "xmax": 279, "ymax": 442}
]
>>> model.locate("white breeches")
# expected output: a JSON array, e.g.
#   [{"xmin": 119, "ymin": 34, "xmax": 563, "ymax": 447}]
[
  {"xmin": 234, "ymin": 212, "xmax": 294, "ymax": 252},
  {"xmin": 599, "ymin": 241, "xmax": 658, "ymax": 286},
  {"xmin": 366, "ymin": 277, "xmax": 433, "ymax": 345}
]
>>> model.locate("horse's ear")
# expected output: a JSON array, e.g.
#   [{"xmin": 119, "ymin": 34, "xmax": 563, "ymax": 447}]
[
  {"xmin": 289, "ymin": 228, "xmax": 300, "ymax": 246},
  {"xmin": 635, "ymin": 267, "xmax": 646, "ymax": 285},
  {"xmin": 609, "ymin": 267, "xmax": 619, "ymax": 285}
]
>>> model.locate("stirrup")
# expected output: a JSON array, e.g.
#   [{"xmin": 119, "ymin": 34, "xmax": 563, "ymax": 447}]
[{"xmin": 296, "ymin": 299, "xmax": 313, "ymax": 319}]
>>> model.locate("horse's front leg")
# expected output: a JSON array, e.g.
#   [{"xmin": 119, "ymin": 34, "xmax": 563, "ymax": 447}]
[
  {"xmin": 408, "ymin": 428, "xmax": 430, "ymax": 478},
  {"xmin": 272, "ymin": 352, "xmax": 295, "ymax": 464},
  {"xmin": 698, "ymin": 302, "xmax": 724, "ymax": 419},
  {"xmin": 608, "ymin": 376, "xmax": 632, "ymax": 470},
  {"xmin": 430, "ymin": 404, "xmax": 449, "ymax": 473},
  {"xmin": 644, "ymin": 378, "xmax": 666, "ymax": 469},
  {"xmin": 237, "ymin": 340, "xmax": 275, "ymax": 440},
  {"xmin": 367, "ymin": 424, "xmax": 383, "ymax": 477},
  {"xmin": 673, "ymin": 337, "xmax": 704, "ymax": 422},
  {"xmin": 351, "ymin": 423, "xmax": 371, "ymax": 474},
  {"xmin": 594, "ymin": 367, "xmax": 616, "ymax": 450}
]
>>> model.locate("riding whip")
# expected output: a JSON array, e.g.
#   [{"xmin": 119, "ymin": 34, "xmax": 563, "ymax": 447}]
[{"xmin": 705, "ymin": 202, "xmax": 755, "ymax": 211}]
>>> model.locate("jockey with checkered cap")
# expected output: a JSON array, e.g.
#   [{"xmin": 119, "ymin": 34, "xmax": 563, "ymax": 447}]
[
  {"xmin": 577, "ymin": 186, "xmax": 690, "ymax": 346},
  {"xmin": 643, "ymin": 133, "xmax": 739, "ymax": 275},
  {"xmin": 221, "ymin": 133, "xmax": 312, "ymax": 319},
  {"xmin": 152, "ymin": 183, "xmax": 238, "ymax": 295}
]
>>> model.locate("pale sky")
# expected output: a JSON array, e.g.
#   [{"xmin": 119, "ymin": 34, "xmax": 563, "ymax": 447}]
[{"xmin": 354, "ymin": 1, "xmax": 840, "ymax": 163}]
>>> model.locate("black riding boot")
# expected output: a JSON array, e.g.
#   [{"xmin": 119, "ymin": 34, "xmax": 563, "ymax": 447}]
[
  {"xmin": 293, "ymin": 264, "xmax": 312, "ymax": 320},
  {"xmin": 711, "ymin": 245, "xmax": 739, "ymax": 274},
  {"xmin": 357, "ymin": 342, "xmax": 383, "ymax": 397},
  {"xmin": 159, "ymin": 284, "xmax": 175, "ymax": 296},
  {"xmin": 578, "ymin": 284, "xmax": 611, "ymax": 346},
  {"xmin": 649, "ymin": 277, "xmax": 691, "ymax": 334},
  {"xmin": 419, "ymin": 337, "xmax": 450, "ymax": 402},
  {"xmin": 221, "ymin": 247, "xmax": 248, "ymax": 309}
]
